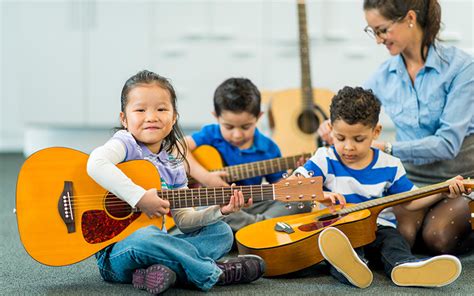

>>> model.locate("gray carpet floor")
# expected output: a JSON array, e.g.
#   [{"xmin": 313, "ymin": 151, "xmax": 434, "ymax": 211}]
[{"xmin": 1, "ymin": 152, "xmax": 473, "ymax": 295}]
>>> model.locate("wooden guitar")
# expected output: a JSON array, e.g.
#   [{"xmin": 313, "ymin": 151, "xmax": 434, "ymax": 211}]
[
  {"xmin": 15, "ymin": 147, "xmax": 323, "ymax": 267},
  {"xmin": 188, "ymin": 145, "xmax": 311, "ymax": 185},
  {"xmin": 236, "ymin": 180, "xmax": 474, "ymax": 276},
  {"xmin": 267, "ymin": 0, "xmax": 334, "ymax": 156}
]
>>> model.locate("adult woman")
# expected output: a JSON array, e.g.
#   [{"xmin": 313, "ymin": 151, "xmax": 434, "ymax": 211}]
[{"xmin": 318, "ymin": 0, "xmax": 473, "ymax": 254}]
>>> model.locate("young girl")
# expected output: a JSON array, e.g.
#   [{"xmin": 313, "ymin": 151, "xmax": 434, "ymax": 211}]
[{"xmin": 87, "ymin": 70, "xmax": 265, "ymax": 294}]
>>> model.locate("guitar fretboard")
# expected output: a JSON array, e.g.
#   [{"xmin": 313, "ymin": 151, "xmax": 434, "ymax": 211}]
[
  {"xmin": 297, "ymin": 0, "xmax": 314, "ymax": 110},
  {"xmin": 336, "ymin": 180, "xmax": 474, "ymax": 215},
  {"xmin": 159, "ymin": 184, "xmax": 275, "ymax": 209},
  {"xmin": 221, "ymin": 153, "xmax": 311, "ymax": 183}
]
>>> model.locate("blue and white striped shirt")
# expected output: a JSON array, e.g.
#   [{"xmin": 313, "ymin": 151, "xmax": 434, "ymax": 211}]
[{"xmin": 295, "ymin": 147, "xmax": 415, "ymax": 227}]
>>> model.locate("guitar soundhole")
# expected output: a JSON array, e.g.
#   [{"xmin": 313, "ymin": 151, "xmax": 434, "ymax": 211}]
[
  {"xmin": 297, "ymin": 110, "xmax": 320, "ymax": 134},
  {"xmin": 104, "ymin": 193, "xmax": 133, "ymax": 219}
]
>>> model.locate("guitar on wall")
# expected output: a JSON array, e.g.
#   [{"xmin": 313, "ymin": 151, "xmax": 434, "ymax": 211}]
[
  {"xmin": 188, "ymin": 145, "xmax": 311, "ymax": 186},
  {"xmin": 267, "ymin": 0, "xmax": 334, "ymax": 156},
  {"xmin": 15, "ymin": 147, "xmax": 323, "ymax": 266},
  {"xmin": 236, "ymin": 179, "xmax": 474, "ymax": 276}
]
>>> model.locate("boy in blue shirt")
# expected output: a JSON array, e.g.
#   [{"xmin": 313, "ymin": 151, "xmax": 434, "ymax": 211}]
[
  {"xmin": 185, "ymin": 78, "xmax": 308, "ymax": 231},
  {"xmin": 292, "ymin": 86, "xmax": 470, "ymax": 288}
]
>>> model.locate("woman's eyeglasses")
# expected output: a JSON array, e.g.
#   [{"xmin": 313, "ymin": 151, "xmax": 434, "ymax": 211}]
[{"xmin": 364, "ymin": 16, "xmax": 404, "ymax": 39}]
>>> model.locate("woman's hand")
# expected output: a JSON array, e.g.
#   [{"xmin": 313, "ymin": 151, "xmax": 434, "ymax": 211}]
[
  {"xmin": 317, "ymin": 120, "xmax": 333, "ymax": 145},
  {"xmin": 136, "ymin": 188, "xmax": 170, "ymax": 218},
  {"xmin": 446, "ymin": 175, "xmax": 472, "ymax": 199},
  {"xmin": 220, "ymin": 185, "xmax": 253, "ymax": 215}
]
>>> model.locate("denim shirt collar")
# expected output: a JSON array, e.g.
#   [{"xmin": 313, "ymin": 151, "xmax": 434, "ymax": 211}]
[{"xmin": 388, "ymin": 45, "xmax": 442, "ymax": 75}]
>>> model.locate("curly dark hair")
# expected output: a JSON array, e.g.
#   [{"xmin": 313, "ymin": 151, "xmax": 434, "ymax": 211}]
[
  {"xmin": 213, "ymin": 78, "xmax": 261, "ymax": 117},
  {"xmin": 119, "ymin": 70, "xmax": 187, "ymax": 165},
  {"xmin": 330, "ymin": 86, "xmax": 381, "ymax": 128}
]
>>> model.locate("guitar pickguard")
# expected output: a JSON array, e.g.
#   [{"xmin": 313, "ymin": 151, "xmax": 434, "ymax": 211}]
[{"xmin": 82, "ymin": 210, "xmax": 140, "ymax": 244}]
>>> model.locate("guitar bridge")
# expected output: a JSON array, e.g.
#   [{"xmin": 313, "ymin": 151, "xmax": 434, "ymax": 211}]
[{"xmin": 57, "ymin": 181, "xmax": 76, "ymax": 233}]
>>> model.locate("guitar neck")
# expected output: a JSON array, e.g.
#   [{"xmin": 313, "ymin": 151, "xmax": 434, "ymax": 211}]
[
  {"xmin": 297, "ymin": 0, "xmax": 314, "ymax": 110},
  {"xmin": 159, "ymin": 184, "xmax": 275, "ymax": 209},
  {"xmin": 337, "ymin": 180, "xmax": 474, "ymax": 216},
  {"xmin": 219, "ymin": 153, "xmax": 312, "ymax": 183}
]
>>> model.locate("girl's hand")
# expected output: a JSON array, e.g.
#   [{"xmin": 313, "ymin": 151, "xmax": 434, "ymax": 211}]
[
  {"xmin": 220, "ymin": 185, "xmax": 253, "ymax": 215},
  {"xmin": 136, "ymin": 188, "xmax": 170, "ymax": 218},
  {"xmin": 318, "ymin": 191, "xmax": 346, "ymax": 212},
  {"xmin": 317, "ymin": 120, "xmax": 333, "ymax": 145},
  {"xmin": 446, "ymin": 175, "xmax": 472, "ymax": 199},
  {"xmin": 203, "ymin": 171, "xmax": 229, "ymax": 187}
]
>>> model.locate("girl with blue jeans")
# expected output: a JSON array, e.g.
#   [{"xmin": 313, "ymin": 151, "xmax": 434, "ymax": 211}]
[{"xmin": 87, "ymin": 70, "xmax": 265, "ymax": 294}]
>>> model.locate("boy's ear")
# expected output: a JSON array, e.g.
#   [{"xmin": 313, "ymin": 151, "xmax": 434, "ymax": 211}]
[
  {"xmin": 212, "ymin": 111, "xmax": 218, "ymax": 119},
  {"xmin": 373, "ymin": 124, "xmax": 382, "ymax": 139}
]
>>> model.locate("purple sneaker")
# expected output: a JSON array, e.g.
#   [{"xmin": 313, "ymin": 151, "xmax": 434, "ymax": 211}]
[
  {"xmin": 132, "ymin": 264, "xmax": 176, "ymax": 294},
  {"xmin": 216, "ymin": 255, "xmax": 266, "ymax": 285}
]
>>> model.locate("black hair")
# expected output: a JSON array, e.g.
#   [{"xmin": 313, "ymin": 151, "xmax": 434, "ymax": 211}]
[
  {"xmin": 330, "ymin": 86, "xmax": 381, "ymax": 128},
  {"xmin": 213, "ymin": 78, "xmax": 261, "ymax": 117},
  {"xmin": 363, "ymin": 0, "xmax": 442, "ymax": 61},
  {"xmin": 120, "ymin": 70, "xmax": 187, "ymax": 164}
]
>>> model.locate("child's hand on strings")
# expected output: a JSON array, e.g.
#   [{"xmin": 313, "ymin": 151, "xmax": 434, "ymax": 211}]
[
  {"xmin": 319, "ymin": 191, "xmax": 346, "ymax": 212},
  {"xmin": 220, "ymin": 184, "xmax": 253, "ymax": 215},
  {"xmin": 137, "ymin": 188, "xmax": 170, "ymax": 218}
]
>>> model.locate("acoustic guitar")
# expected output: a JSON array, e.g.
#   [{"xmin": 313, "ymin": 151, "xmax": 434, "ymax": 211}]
[
  {"xmin": 267, "ymin": 0, "xmax": 334, "ymax": 156},
  {"xmin": 188, "ymin": 145, "xmax": 311, "ymax": 185},
  {"xmin": 236, "ymin": 180, "xmax": 474, "ymax": 276},
  {"xmin": 15, "ymin": 147, "xmax": 323, "ymax": 267}
]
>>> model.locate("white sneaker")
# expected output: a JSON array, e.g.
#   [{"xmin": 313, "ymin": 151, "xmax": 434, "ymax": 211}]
[
  {"xmin": 391, "ymin": 255, "xmax": 462, "ymax": 287},
  {"xmin": 318, "ymin": 227, "xmax": 373, "ymax": 288}
]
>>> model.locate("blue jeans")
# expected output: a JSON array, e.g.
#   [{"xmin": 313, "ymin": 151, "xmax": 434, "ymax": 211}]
[{"xmin": 95, "ymin": 220, "xmax": 233, "ymax": 291}]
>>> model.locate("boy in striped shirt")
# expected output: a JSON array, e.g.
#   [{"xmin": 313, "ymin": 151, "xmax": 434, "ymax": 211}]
[{"xmin": 293, "ymin": 86, "xmax": 470, "ymax": 288}]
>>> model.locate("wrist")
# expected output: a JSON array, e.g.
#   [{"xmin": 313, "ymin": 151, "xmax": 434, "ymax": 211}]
[{"xmin": 383, "ymin": 142, "xmax": 393, "ymax": 155}]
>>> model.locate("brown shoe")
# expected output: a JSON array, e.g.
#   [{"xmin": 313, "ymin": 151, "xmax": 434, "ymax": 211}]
[{"xmin": 217, "ymin": 255, "xmax": 265, "ymax": 285}]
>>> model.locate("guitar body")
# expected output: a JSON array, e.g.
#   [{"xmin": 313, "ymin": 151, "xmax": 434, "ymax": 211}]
[
  {"xmin": 269, "ymin": 88, "xmax": 334, "ymax": 156},
  {"xmin": 192, "ymin": 145, "xmax": 224, "ymax": 171},
  {"xmin": 236, "ymin": 204, "xmax": 376, "ymax": 276},
  {"xmin": 16, "ymin": 147, "xmax": 169, "ymax": 266}
]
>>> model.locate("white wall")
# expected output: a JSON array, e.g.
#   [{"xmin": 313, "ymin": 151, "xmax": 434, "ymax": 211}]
[{"xmin": 0, "ymin": 0, "xmax": 472, "ymax": 155}]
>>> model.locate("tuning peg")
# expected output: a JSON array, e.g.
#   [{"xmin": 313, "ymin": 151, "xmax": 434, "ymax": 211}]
[
  {"xmin": 282, "ymin": 172, "xmax": 289, "ymax": 179},
  {"xmin": 308, "ymin": 170, "xmax": 314, "ymax": 176},
  {"xmin": 310, "ymin": 201, "xmax": 318, "ymax": 208},
  {"xmin": 285, "ymin": 203, "xmax": 292, "ymax": 210},
  {"xmin": 298, "ymin": 202, "xmax": 305, "ymax": 209},
  {"xmin": 295, "ymin": 172, "xmax": 301, "ymax": 177}
]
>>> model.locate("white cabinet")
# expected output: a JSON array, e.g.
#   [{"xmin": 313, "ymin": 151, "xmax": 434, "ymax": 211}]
[
  {"xmin": 9, "ymin": 2, "xmax": 85, "ymax": 126},
  {"xmin": 87, "ymin": 1, "xmax": 153, "ymax": 126}
]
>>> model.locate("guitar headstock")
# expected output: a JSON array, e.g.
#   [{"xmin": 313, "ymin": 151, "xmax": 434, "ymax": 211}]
[{"xmin": 274, "ymin": 176, "xmax": 323, "ymax": 203}]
